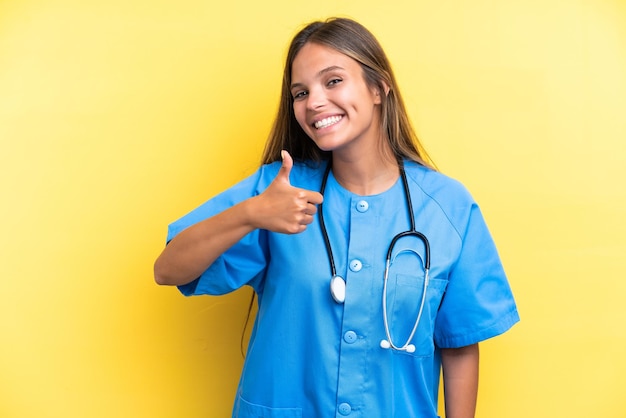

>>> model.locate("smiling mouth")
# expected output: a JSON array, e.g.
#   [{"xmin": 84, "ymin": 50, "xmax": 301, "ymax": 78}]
[{"xmin": 314, "ymin": 116, "xmax": 343, "ymax": 129}]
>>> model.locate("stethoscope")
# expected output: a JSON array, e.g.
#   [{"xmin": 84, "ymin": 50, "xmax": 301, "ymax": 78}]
[{"xmin": 318, "ymin": 160, "xmax": 431, "ymax": 353}]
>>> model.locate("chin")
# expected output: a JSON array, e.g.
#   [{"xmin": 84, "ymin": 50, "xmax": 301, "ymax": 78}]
[{"xmin": 310, "ymin": 135, "xmax": 346, "ymax": 152}]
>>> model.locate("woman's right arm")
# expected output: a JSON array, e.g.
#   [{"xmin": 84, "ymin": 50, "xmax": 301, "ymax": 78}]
[
  {"xmin": 154, "ymin": 151, "xmax": 323, "ymax": 286},
  {"xmin": 154, "ymin": 197, "xmax": 260, "ymax": 286}
]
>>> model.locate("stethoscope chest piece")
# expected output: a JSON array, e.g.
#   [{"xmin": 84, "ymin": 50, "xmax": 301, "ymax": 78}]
[{"xmin": 330, "ymin": 275, "xmax": 346, "ymax": 303}]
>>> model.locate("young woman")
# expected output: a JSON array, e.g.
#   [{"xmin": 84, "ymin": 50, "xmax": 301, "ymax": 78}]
[{"xmin": 155, "ymin": 17, "xmax": 519, "ymax": 418}]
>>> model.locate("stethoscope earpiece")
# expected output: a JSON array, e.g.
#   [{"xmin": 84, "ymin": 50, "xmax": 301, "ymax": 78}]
[{"xmin": 380, "ymin": 339, "xmax": 416, "ymax": 353}]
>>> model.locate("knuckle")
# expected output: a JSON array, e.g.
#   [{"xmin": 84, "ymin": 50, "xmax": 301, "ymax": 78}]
[{"xmin": 286, "ymin": 224, "xmax": 305, "ymax": 234}]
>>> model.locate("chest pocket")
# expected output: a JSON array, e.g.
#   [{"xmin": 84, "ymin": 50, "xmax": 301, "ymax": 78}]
[{"xmin": 388, "ymin": 273, "xmax": 448, "ymax": 357}]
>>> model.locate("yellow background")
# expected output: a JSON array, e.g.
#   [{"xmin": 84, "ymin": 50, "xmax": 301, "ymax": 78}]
[{"xmin": 1, "ymin": 0, "xmax": 625, "ymax": 416}]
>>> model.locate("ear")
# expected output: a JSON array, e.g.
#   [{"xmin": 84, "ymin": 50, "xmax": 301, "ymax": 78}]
[
  {"xmin": 381, "ymin": 81, "xmax": 390, "ymax": 96},
  {"xmin": 373, "ymin": 81, "xmax": 390, "ymax": 104}
]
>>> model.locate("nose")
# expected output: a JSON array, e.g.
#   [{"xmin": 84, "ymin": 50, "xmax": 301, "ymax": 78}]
[{"xmin": 306, "ymin": 86, "xmax": 326, "ymax": 110}]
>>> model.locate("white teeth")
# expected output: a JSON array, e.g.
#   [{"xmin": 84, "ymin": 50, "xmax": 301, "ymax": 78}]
[{"xmin": 314, "ymin": 116, "xmax": 342, "ymax": 129}]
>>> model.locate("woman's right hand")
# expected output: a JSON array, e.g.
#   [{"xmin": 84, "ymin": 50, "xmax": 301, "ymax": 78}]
[
  {"xmin": 248, "ymin": 150, "xmax": 324, "ymax": 234},
  {"xmin": 154, "ymin": 150, "xmax": 323, "ymax": 286}
]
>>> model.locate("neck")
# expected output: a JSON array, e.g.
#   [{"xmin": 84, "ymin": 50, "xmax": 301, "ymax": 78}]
[{"xmin": 330, "ymin": 151, "xmax": 400, "ymax": 196}]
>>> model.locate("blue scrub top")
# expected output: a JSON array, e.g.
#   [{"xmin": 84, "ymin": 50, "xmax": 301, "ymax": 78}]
[{"xmin": 167, "ymin": 159, "xmax": 519, "ymax": 418}]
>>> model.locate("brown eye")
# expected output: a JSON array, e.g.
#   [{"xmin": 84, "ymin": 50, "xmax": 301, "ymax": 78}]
[
  {"xmin": 327, "ymin": 78, "xmax": 342, "ymax": 87},
  {"xmin": 293, "ymin": 90, "xmax": 308, "ymax": 100}
]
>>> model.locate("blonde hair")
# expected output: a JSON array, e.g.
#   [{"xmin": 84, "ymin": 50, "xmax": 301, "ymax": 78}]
[{"xmin": 261, "ymin": 17, "xmax": 434, "ymax": 169}]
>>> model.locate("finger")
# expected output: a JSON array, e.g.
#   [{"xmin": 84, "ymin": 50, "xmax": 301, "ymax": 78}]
[
  {"xmin": 306, "ymin": 191, "xmax": 324, "ymax": 205},
  {"xmin": 305, "ymin": 202, "xmax": 319, "ymax": 216},
  {"xmin": 276, "ymin": 150, "xmax": 293, "ymax": 184},
  {"xmin": 299, "ymin": 208, "xmax": 315, "ymax": 225}
]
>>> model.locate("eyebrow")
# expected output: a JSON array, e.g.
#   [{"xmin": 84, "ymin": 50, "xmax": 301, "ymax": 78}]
[{"xmin": 290, "ymin": 65, "xmax": 346, "ymax": 90}]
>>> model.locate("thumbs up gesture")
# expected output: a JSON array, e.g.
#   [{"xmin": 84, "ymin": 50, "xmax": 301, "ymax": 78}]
[{"xmin": 251, "ymin": 150, "xmax": 324, "ymax": 234}]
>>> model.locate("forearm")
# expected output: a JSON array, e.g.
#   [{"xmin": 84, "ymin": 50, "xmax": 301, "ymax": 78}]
[
  {"xmin": 153, "ymin": 198, "xmax": 257, "ymax": 286},
  {"xmin": 441, "ymin": 343, "xmax": 479, "ymax": 418},
  {"xmin": 154, "ymin": 152, "xmax": 323, "ymax": 287}
]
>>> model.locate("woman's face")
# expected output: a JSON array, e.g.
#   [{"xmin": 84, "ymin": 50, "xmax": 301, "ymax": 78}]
[{"xmin": 290, "ymin": 42, "xmax": 383, "ymax": 156}]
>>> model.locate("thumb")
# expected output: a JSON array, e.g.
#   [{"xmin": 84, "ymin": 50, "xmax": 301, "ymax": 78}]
[{"xmin": 277, "ymin": 150, "xmax": 293, "ymax": 184}]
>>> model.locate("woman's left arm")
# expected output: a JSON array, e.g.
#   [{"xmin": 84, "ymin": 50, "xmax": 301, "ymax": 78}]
[{"xmin": 441, "ymin": 343, "xmax": 480, "ymax": 418}]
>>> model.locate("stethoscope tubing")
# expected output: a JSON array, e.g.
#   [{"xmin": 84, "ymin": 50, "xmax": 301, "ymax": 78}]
[
  {"xmin": 381, "ymin": 257, "xmax": 430, "ymax": 352},
  {"xmin": 318, "ymin": 162, "xmax": 337, "ymax": 278},
  {"xmin": 318, "ymin": 159, "xmax": 431, "ymax": 352}
]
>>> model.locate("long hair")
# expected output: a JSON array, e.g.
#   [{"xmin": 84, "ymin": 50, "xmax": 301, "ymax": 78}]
[
  {"xmin": 261, "ymin": 17, "xmax": 434, "ymax": 169},
  {"xmin": 243, "ymin": 18, "xmax": 436, "ymax": 357}
]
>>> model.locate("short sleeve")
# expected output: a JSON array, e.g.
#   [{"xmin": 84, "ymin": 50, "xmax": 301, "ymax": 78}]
[
  {"xmin": 434, "ymin": 203, "xmax": 519, "ymax": 348},
  {"xmin": 166, "ymin": 168, "xmax": 272, "ymax": 297}
]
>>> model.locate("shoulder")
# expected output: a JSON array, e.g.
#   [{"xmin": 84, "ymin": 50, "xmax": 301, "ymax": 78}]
[
  {"xmin": 403, "ymin": 161, "xmax": 475, "ymax": 207},
  {"xmin": 403, "ymin": 161, "xmax": 479, "ymax": 238}
]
